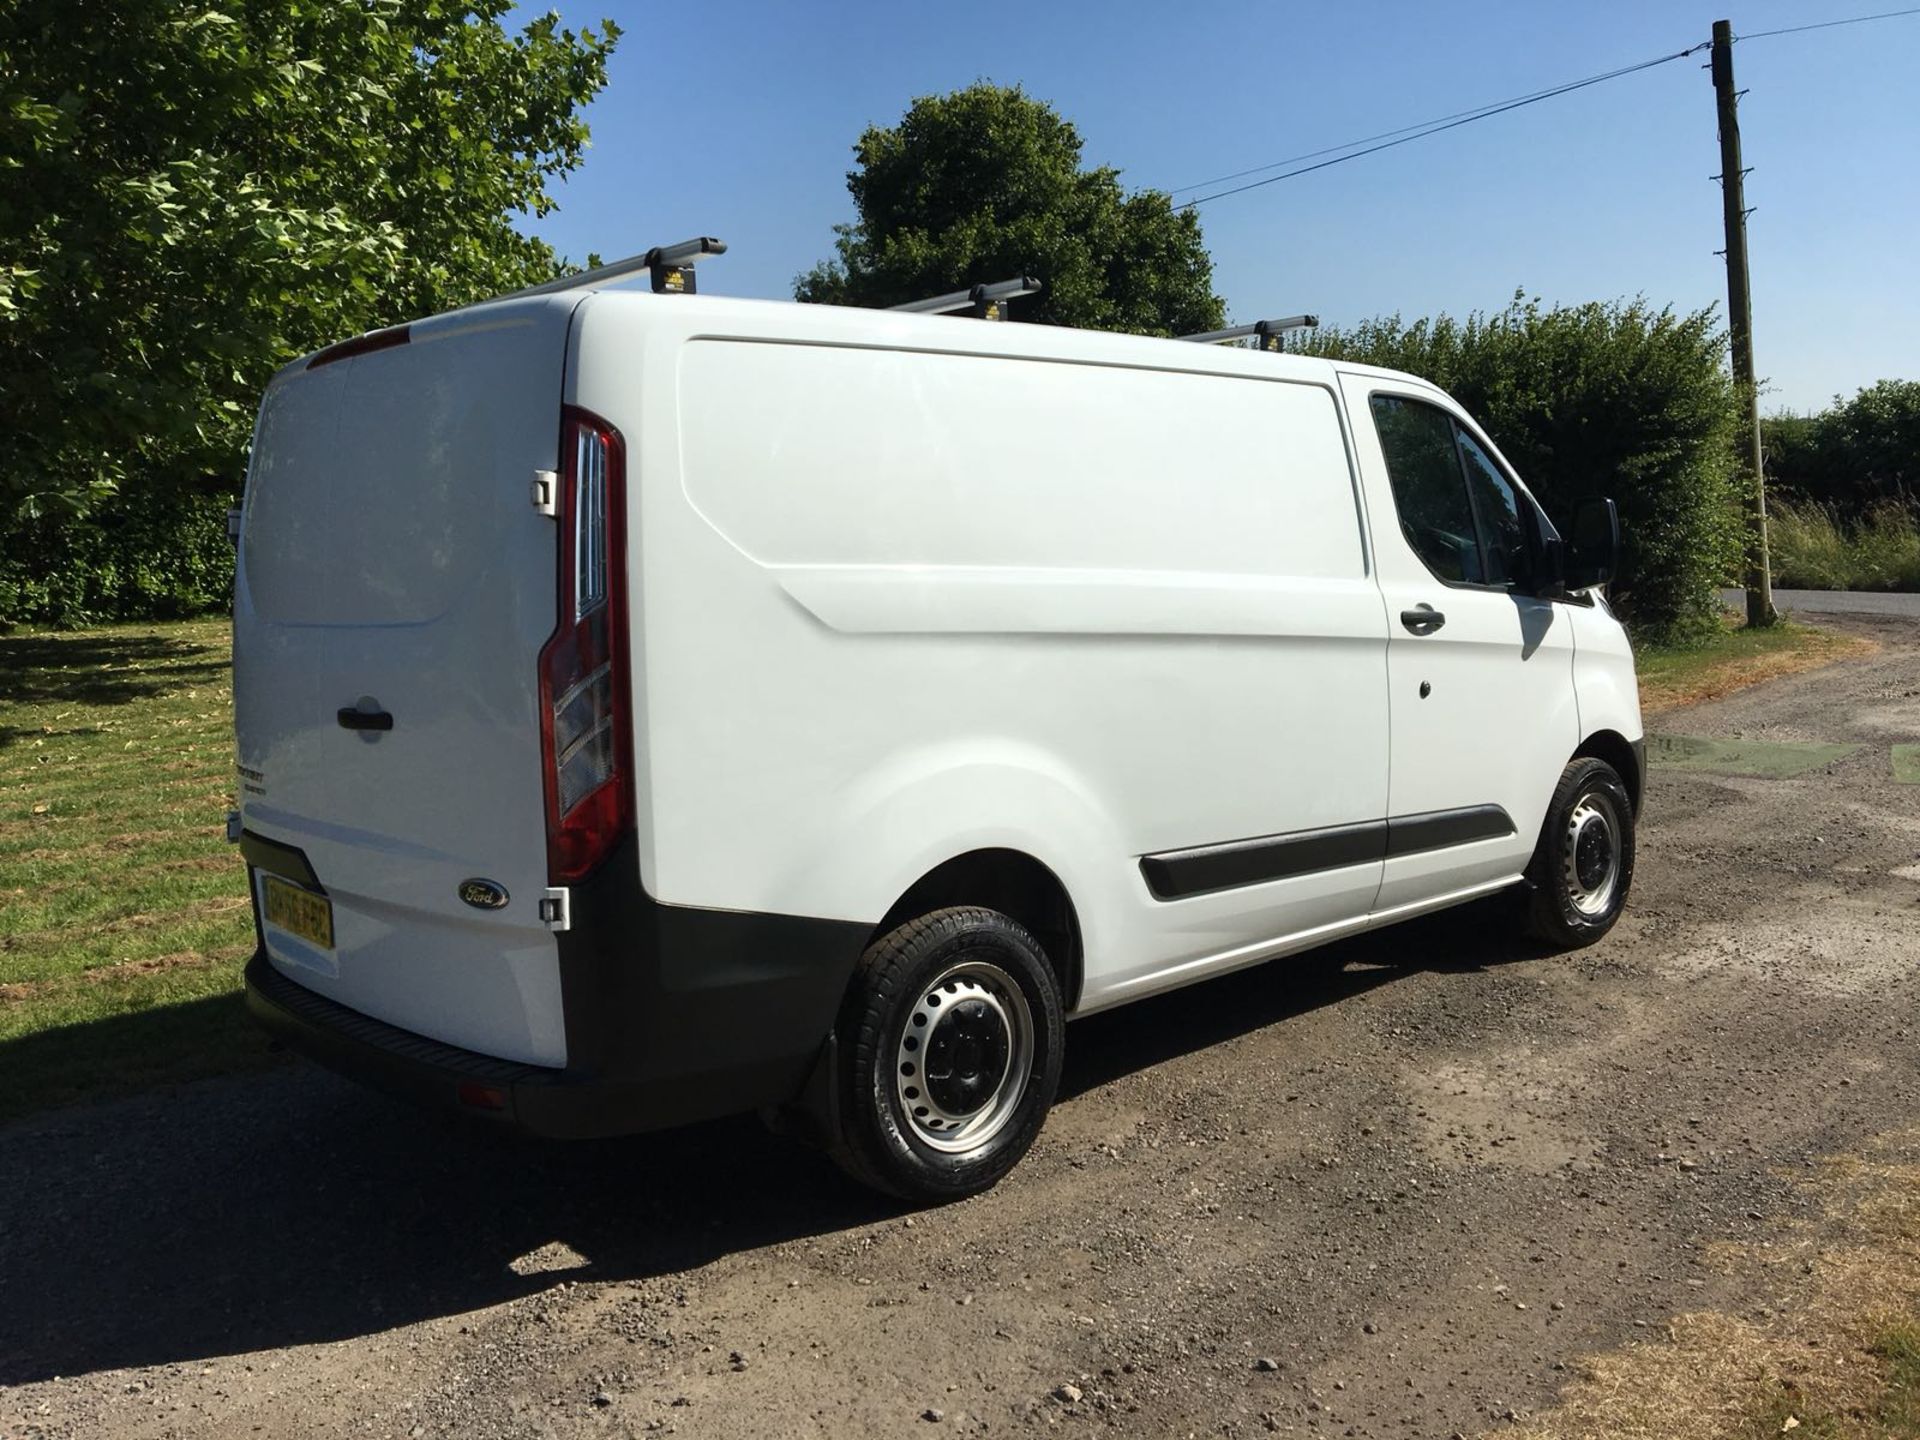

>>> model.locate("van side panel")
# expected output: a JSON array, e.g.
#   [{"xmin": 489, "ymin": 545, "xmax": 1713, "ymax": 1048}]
[
  {"xmin": 571, "ymin": 304, "xmax": 1392, "ymax": 1010},
  {"xmin": 680, "ymin": 342, "xmax": 1367, "ymax": 577}
]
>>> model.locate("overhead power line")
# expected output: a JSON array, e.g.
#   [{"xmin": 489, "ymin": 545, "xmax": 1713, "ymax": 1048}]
[
  {"xmin": 1174, "ymin": 5, "xmax": 1920, "ymax": 210},
  {"xmin": 1737, "ymin": 6, "xmax": 1920, "ymax": 40},
  {"xmin": 1176, "ymin": 43, "xmax": 1710, "ymax": 209},
  {"xmin": 1166, "ymin": 79, "xmax": 1610, "ymax": 198}
]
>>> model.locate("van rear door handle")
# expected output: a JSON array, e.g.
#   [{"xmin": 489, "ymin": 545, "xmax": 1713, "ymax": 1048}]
[
  {"xmin": 1400, "ymin": 606, "xmax": 1446, "ymax": 635},
  {"xmin": 336, "ymin": 707, "xmax": 394, "ymax": 731}
]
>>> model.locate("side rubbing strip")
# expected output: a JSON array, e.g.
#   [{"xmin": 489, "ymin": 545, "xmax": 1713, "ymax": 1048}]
[
  {"xmin": 1140, "ymin": 804, "xmax": 1517, "ymax": 901},
  {"xmin": 1384, "ymin": 804, "xmax": 1514, "ymax": 856},
  {"xmin": 1140, "ymin": 819, "xmax": 1387, "ymax": 900}
]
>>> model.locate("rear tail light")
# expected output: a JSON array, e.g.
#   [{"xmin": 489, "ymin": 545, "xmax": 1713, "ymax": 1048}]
[{"xmin": 538, "ymin": 408, "xmax": 633, "ymax": 882}]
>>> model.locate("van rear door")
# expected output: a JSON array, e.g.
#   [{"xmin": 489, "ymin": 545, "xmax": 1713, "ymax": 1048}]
[{"xmin": 234, "ymin": 298, "xmax": 581, "ymax": 1066}]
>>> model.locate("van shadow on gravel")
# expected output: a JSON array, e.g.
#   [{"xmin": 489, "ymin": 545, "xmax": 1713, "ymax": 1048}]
[{"xmin": 0, "ymin": 903, "xmax": 1531, "ymax": 1386}]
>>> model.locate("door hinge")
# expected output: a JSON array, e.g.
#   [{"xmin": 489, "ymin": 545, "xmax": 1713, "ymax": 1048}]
[
  {"xmin": 531, "ymin": 469, "xmax": 559, "ymax": 518},
  {"xmin": 225, "ymin": 809, "xmax": 243, "ymax": 843},
  {"xmin": 539, "ymin": 886, "xmax": 571, "ymax": 932}
]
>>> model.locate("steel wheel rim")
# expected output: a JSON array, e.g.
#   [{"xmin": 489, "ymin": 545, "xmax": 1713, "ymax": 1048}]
[
  {"xmin": 1564, "ymin": 790, "xmax": 1621, "ymax": 917},
  {"xmin": 893, "ymin": 959, "xmax": 1035, "ymax": 1154}
]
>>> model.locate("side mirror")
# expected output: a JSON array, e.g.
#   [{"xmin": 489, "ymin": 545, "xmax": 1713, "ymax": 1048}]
[{"xmin": 1565, "ymin": 496, "xmax": 1620, "ymax": 591}]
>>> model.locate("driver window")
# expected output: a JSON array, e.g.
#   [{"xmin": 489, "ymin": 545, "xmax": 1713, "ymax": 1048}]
[
  {"xmin": 1456, "ymin": 429, "xmax": 1529, "ymax": 585},
  {"xmin": 1369, "ymin": 395, "xmax": 1484, "ymax": 584}
]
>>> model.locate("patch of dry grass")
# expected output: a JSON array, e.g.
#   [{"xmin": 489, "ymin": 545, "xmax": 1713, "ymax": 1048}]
[
  {"xmin": 1507, "ymin": 1133, "xmax": 1920, "ymax": 1440},
  {"xmin": 1638, "ymin": 618, "xmax": 1874, "ymax": 717}
]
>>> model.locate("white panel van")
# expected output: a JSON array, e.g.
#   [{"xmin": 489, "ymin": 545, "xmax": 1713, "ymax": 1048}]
[{"xmin": 235, "ymin": 279, "xmax": 1643, "ymax": 1199}]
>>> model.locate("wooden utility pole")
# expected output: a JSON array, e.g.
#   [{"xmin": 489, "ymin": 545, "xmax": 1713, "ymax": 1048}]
[{"xmin": 1713, "ymin": 18, "xmax": 1776, "ymax": 627}]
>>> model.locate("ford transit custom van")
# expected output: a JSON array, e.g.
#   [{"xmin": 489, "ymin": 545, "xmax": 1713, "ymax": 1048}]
[{"xmin": 236, "ymin": 272, "xmax": 1643, "ymax": 1199}]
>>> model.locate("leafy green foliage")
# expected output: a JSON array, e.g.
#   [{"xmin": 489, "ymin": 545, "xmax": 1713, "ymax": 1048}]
[
  {"xmin": 0, "ymin": 1, "xmax": 618, "ymax": 544},
  {"xmin": 0, "ymin": 480, "xmax": 234, "ymax": 629},
  {"xmin": 1300, "ymin": 294, "xmax": 1745, "ymax": 640},
  {"xmin": 796, "ymin": 83, "xmax": 1224, "ymax": 337},
  {"xmin": 1765, "ymin": 380, "xmax": 1920, "ymax": 514}
]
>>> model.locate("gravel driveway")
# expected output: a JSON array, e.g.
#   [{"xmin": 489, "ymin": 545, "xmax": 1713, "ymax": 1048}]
[{"xmin": 5, "ymin": 614, "xmax": 1920, "ymax": 1440}]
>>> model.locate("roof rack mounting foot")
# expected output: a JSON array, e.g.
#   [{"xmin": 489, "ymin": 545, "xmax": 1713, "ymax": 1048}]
[
  {"xmin": 890, "ymin": 276, "xmax": 1043, "ymax": 320},
  {"xmin": 642, "ymin": 236, "xmax": 727, "ymax": 295},
  {"xmin": 454, "ymin": 236, "xmax": 729, "ymax": 311}
]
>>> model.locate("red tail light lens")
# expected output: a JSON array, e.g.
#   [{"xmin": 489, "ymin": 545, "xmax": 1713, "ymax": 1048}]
[{"xmin": 538, "ymin": 407, "xmax": 633, "ymax": 883}]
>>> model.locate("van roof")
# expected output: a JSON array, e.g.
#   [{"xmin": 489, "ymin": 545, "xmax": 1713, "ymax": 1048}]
[
  {"xmin": 275, "ymin": 285, "xmax": 1442, "ymax": 399},
  {"xmin": 579, "ymin": 287, "xmax": 1366, "ymax": 385}
]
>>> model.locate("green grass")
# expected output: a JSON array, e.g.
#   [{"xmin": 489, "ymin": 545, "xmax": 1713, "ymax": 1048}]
[
  {"xmin": 0, "ymin": 618, "xmax": 273, "ymax": 1123},
  {"xmin": 1635, "ymin": 613, "xmax": 1865, "ymax": 715},
  {"xmin": 1770, "ymin": 499, "xmax": 1920, "ymax": 592},
  {"xmin": 1746, "ymin": 1321, "xmax": 1920, "ymax": 1438}
]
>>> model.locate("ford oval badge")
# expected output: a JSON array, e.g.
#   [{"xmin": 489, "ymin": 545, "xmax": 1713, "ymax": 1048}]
[{"xmin": 458, "ymin": 878, "xmax": 510, "ymax": 910}]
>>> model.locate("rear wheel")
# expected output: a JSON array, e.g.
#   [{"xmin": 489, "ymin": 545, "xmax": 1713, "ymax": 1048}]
[
  {"xmin": 830, "ymin": 907, "xmax": 1063, "ymax": 1202},
  {"xmin": 1523, "ymin": 757, "xmax": 1635, "ymax": 948}
]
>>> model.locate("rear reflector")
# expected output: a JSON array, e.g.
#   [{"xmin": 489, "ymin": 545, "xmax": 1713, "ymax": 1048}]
[
  {"xmin": 456, "ymin": 1081, "xmax": 510, "ymax": 1112},
  {"xmin": 537, "ymin": 408, "xmax": 633, "ymax": 883}
]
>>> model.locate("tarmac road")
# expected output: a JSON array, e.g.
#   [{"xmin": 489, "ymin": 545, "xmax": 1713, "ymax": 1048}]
[
  {"xmin": 1721, "ymin": 585, "xmax": 1920, "ymax": 617},
  {"xmin": 5, "ymin": 613, "xmax": 1920, "ymax": 1439}
]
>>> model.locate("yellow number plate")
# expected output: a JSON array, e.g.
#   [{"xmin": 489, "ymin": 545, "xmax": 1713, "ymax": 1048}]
[{"xmin": 263, "ymin": 874, "xmax": 334, "ymax": 950}]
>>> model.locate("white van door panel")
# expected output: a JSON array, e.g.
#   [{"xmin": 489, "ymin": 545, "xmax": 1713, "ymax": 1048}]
[
  {"xmin": 235, "ymin": 300, "xmax": 579, "ymax": 1066},
  {"xmin": 1338, "ymin": 374, "xmax": 1580, "ymax": 913}
]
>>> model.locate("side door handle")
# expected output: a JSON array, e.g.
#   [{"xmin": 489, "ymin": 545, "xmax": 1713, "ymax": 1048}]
[
  {"xmin": 336, "ymin": 707, "xmax": 394, "ymax": 731},
  {"xmin": 1400, "ymin": 606, "xmax": 1446, "ymax": 636}
]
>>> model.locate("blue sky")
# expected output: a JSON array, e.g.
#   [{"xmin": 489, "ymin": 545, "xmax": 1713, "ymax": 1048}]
[{"xmin": 514, "ymin": 2, "xmax": 1919, "ymax": 414}]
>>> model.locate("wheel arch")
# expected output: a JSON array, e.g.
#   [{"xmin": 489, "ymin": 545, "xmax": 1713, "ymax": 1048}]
[
  {"xmin": 871, "ymin": 848, "xmax": 1084, "ymax": 1012},
  {"xmin": 1574, "ymin": 729, "xmax": 1643, "ymax": 817}
]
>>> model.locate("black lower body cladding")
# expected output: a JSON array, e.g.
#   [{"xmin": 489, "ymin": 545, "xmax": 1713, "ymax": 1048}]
[{"xmin": 243, "ymin": 834, "xmax": 874, "ymax": 1137}]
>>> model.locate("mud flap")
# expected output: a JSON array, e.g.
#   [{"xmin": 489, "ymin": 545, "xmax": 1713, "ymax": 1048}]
[{"xmin": 760, "ymin": 1031, "xmax": 844, "ymax": 1152}]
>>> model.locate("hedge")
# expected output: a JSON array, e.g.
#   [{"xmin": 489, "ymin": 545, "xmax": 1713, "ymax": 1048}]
[{"xmin": 1300, "ymin": 293, "xmax": 1745, "ymax": 642}]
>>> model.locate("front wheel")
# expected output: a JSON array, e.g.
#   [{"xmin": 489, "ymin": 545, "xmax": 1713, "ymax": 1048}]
[
  {"xmin": 829, "ymin": 907, "xmax": 1064, "ymax": 1202},
  {"xmin": 1523, "ymin": 757, "xmax": 1635, "ymax": 948}
]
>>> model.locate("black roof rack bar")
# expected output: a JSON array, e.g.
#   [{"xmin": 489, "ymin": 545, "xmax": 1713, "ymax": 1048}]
[
  {"xmin": 890, "ymin": 276, "xmax": 1043, "ymax": 320},
  {"xmin": 1179, "ymin": 314, "xmax": 1319, "ymax": 350},
  {"xmin": 460, "ymin": 236, "xmax": 729, "ymax": 309}
]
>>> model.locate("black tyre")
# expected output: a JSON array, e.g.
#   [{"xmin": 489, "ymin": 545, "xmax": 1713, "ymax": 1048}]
[
  {"xmin": 1523, "ymin": 757, "xmax": 1635, "ymax": 948},
  {"xmin": 830, "ymin": 907, "xmax": 1064, "ymax": 1202}
]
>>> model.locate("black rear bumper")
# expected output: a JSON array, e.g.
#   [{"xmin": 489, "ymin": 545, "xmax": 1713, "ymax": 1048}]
[{"xmin": 242, "ymin": 834, "xmax": 873, "ymax": 1139}]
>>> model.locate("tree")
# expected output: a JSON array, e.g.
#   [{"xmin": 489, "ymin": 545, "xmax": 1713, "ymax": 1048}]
[
  {"xmin": 1765, "ymin": 380, "xmax": 1920, "ymax": 514},
  {"xmin": 0, "ymin": 1, "xmax": 619, "ymax": 523},
  {"xmin": 796, "ymin": 84, "xmax": 1223, "ymax": 337}
]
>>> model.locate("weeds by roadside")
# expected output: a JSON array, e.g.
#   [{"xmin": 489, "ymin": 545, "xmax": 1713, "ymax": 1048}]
[{"xmin": 1769, "ymin": 501, "xmax": 1920, "ymax": 593}]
